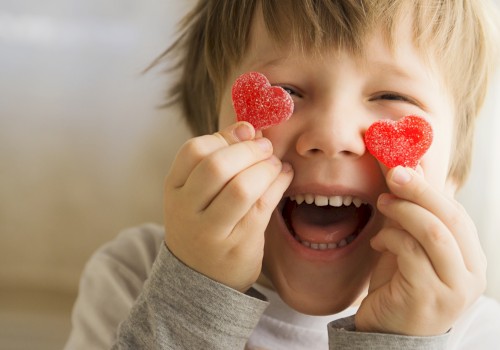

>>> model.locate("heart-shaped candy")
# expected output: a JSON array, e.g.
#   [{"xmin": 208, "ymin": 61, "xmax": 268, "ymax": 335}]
[
  {"xmin": 364, "ymin": 115, "xmax": 433, "ymax": 168},
  {"xmin": 231, "ymin": 72, "xmax": 294, "ymax": 130}
]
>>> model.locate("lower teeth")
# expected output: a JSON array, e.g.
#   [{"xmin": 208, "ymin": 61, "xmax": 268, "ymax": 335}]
[{"xmin": 295, "ymin": 233, "xmax": 358, "ymax": 250}]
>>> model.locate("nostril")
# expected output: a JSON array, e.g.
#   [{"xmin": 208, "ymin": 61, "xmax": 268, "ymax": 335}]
[
  {"xmin": 296, "ymin": 128, "xmax": 366, "ymax": 158},
  {"xmin": 304, "ymin": 148, "xmax": 359, "ymax": 158},
  {"xmin": 339, "ymin": 150, "xmax": 358, "ymax": 157}
]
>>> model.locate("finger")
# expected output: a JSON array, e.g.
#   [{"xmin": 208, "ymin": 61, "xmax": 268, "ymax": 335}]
[
  {"xmin": 183, "ymin": 137, "xmax": 274, "ymax": 211},
  {"xmin": 203, "ymin": 157, "xmax": 290, "ymax": 234},
  {"xmin": 214, "ymin": 121, "xmax": 256, "ymax": 145},
  {"xmin": 166, "ymin": 122, "xmax": 255, "ymax": 189},
  {"xmin": 235, "ymin": 162, "xmax": 294, "ymax": 243},
  {"xmin": 368, "ymin": 251, "xmax": 397, "ymax": 293},
  {"xmin": 371, "ymin": 227, "xmax": 437, "ymax": 288},
  {"xmin": 385, "ymin": 166, "xmax": 484, "ymax": 273},
  {"xmin": 368, "ymin": 217, "xmax": 400, "ymax": 292},
  {"xmin": 377, "ymin": 193, "xmax": 467, "ymax": 287}
]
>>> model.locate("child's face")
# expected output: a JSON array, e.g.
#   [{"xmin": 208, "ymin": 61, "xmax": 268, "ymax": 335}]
[{"xmin": 219, "ymin": 12, "xmax": 456, "ymax": 315}]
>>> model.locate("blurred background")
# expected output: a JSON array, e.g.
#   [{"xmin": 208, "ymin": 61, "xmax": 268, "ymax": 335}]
[{"xmin": 0, "ymin": 0, "xmax": 499, "ymax": 349}]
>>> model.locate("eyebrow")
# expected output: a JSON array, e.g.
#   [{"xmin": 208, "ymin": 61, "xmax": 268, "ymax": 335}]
[
  {"xmin": 247, "ymin": 39, "xmax": 294, "ymax": 70},
  {"xmin": 250, "ymin": 53, "xmax": 289, "ymax": 70},
  {"xmin": 369, "ymin": 61, "xmax": 423, "ymax": 81}
]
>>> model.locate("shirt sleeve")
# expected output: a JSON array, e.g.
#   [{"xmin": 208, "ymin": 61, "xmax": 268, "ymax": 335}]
[
  {"xmin": 65, "ymin": 224, "xmax": 269, "ymax": 350},
  {"xmin": 112, "ymin": 242, "xmax": 269, "ymax": 349},
  {"xmin": 327, "ymin": 316, "xmax": 450, "ymax": 350}
]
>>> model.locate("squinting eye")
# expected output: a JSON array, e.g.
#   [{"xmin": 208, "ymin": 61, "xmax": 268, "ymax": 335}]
[
  {"xmin": 280, "ymin": 86, "xmax": 302, "ymax": 98},
  {"xmin": 378, "ymin": 93, "xmax": 410, "ymax": 102}
]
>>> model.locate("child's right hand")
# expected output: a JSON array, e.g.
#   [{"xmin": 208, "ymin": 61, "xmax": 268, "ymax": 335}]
[{"xmin": 163, "ymin": 122, "xmax": 293, "ymax": 293}]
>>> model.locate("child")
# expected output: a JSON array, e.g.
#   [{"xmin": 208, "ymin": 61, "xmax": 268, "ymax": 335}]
[{"xmin": 65, "ymin": 0, "xmax": 500, "ymax": 349}]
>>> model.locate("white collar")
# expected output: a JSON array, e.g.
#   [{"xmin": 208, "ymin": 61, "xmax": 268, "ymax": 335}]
[{"xmin": 248, "ymin": 284, "xmax": 358, "ymax": 350}]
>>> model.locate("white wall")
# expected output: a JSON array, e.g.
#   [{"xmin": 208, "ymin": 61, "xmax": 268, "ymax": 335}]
[
  {"xmin": 456, "ymin": 0, "xmax": 500, "ymax": 300},
  {"xmin": 0, "ymin": 0, "xmax": 193, "ymax": 293},
  {"xmin": 457, "ymin": 70, "xmax": 500, "ymax": 299},
  {"xmin": 0, "ymin": 0, "xmax": 499, "ymax": 303}
]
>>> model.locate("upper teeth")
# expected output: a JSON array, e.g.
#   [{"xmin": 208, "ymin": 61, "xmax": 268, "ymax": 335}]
[{"xmin": 290, "ymin": 194, "xmax": 366, "ymax": 208}]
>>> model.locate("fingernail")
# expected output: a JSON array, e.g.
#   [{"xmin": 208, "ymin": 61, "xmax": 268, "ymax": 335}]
[
  {"xmin": 233, "ymin": 123, "xmax": 253, "ymax": 141},
  {"xmin": 391, "ymin": 166, "xmax": 412, "ymax": 185},
  {"xmin": 255, "ymin": 138, "xmax": 272, "ymax": 152}
]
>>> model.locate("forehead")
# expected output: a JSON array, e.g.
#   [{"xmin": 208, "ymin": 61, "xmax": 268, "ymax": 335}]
[
  {"xmin": 246, "ymin": 1, "xmax": 395, "ymax": 60},
  {"xmin": 243, "ymin": 7, "xmax": 437, "ymax": 82}
]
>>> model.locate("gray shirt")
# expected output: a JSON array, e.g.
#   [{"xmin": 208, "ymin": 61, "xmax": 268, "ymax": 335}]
[{"xmin": 65, "ymin": 223, "xmax": 500, "ymax": 349}]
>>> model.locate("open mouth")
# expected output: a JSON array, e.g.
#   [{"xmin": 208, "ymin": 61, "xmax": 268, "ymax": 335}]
[{"xmin": 281, "ymin": 194, "xmax": 373, "ymax": 251}]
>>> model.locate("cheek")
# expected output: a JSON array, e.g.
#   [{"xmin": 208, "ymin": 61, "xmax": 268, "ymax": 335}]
[
  {"xmin": 262, "ymin": 125, "xmax": 293, "ymax": 159},
  {"xmin": 219, "ymin": 112, "xmax": 235, "ymax": 130}
]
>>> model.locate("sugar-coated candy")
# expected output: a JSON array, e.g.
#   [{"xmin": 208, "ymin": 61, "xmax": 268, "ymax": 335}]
[
  {"xmin": 231, "ymin": 72, "xmax": 294, "ymax": 130},
  {"xmin": 364, "ymin": 115, "xmax": 433, "ymax": 168}
]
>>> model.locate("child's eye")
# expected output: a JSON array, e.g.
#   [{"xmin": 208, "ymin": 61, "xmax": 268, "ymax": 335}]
[
  {"xmin": 279, "ymin": 85, "xmax": 302, "ymax": 98},
  {"xmin": 376, "ymin": 93, "xmax": 411, "ymax": 103}
]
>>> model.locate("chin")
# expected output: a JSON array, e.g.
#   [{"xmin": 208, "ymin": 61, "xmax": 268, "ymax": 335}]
[{"xmin": 263, "ymin": 258, "xmax": 372, "ymax": 315}]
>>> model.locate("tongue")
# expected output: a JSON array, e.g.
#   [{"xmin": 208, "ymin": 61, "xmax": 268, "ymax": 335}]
[{"xmin": 290, "ymin": 204, "xmax": 360, "ymax": 244}]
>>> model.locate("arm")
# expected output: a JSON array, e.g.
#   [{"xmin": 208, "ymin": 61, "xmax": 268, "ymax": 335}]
[
  {"xmin": 112, "ymin": 243, "xmax": 269, "ymax": 349},
  {"xmin": 65, "ymin": 224, "xmax": 269, "ymax": 350},
  {"xmin": 328, "ymin": 296, "xmax": 500, "ymax": 349},
  {"xmin": 114, "ymin": 122, "xmax": 291, "ymax": 348},
  {"xmin": 328, "ymin": 316, "xmax": 449, "ymax": 349},
  {"xmin": 67, "ymin": 122, "xmax": 289, "ymax": 349}
]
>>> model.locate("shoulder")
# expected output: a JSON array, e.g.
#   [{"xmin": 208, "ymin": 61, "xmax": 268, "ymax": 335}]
[
  {"xmin": 80, "ymin": 222, "xmax": 165, "ymax": 297},
  {"xmin": 89, "ymin": 223, "xmax": 165, "ymax": 281},
  {"xmin": 449, "ymin": 295, "xmax": 500, "ymax": 348},
  {"xmin": 65, "ymin": 223, "xmax": 165, "ymax": 349}
]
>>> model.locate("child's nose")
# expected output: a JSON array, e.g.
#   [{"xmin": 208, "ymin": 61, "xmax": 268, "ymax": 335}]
[{"xmin": 295, "ymin": 109, "xmax": 367, "ymax": 159}]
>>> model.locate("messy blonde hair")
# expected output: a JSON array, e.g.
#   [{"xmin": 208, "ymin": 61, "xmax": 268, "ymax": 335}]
[{"xmin": 156, "ymin": 0, "xmax": 498, "ymax": 186}]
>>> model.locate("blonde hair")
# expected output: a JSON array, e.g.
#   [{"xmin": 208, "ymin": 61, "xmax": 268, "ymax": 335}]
[{"xmin": 156, "ymin": 0, "xmax": 499, "ymax": 186}]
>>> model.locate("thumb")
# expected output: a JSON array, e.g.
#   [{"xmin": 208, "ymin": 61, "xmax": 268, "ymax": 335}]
[{"xmin": 215, "ymin": 121, "xmax": 256, "ymax": 145}]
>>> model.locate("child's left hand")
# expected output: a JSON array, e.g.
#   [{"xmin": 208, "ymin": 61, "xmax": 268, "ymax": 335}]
[{"xmin": 355, "ymin": 166, "xmax": 487, "ymax": 336}]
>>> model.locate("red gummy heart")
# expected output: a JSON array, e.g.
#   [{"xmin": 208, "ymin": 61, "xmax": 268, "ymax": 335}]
[
  {"xmin": 364, "ymin": 115, "xmax": 433, "ymax": 168},
  {"xmin": 232, "ymin": 72, "xmax": 294, "ymax": 130}
]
